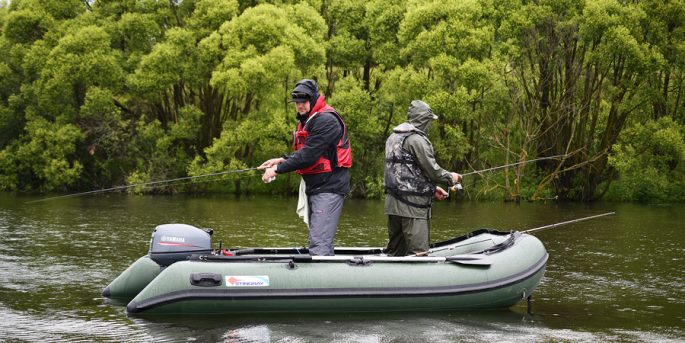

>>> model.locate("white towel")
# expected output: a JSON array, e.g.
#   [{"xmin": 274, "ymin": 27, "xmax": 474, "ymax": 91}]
[{"xmin": 296, "ymin": 178, "xmax": 309, "ymax": 225}]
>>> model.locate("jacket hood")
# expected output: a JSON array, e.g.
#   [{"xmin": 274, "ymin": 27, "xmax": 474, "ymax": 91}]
[{"xmin": 406, "ymin": 100, "xmax": 438, "ymax": 133}]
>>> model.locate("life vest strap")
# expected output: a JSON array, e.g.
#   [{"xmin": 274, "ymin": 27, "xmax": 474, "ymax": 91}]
[
  {"xmin": 385, "ymin": 188, "xmax": 433, "ymax": 208},
  {"xmin": 385, "ymin": 157, "xmax": 417, "ymax": 164}
]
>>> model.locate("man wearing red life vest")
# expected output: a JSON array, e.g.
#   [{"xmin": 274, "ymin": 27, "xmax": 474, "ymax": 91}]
[{"xmin": 259, "ymin": 79, "xmax": 352, "ymax": 256}]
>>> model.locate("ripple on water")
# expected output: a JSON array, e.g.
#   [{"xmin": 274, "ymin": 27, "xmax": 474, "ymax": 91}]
[
  {"xmin": 0, "ymin": 305, "xmax": 151, "ymax": 342},
  {"xmin": 1, "ymin": 196, "xmax": 684, "ymax": 342}
]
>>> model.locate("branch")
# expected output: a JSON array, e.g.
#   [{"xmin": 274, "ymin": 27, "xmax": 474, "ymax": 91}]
[
  {"xmin": 530, "ymin": 147, "xmax": 607, "ymax": 201},
  {"xmin": 113, "ymin": 98, "xmax": 135, "ymax": 117}
]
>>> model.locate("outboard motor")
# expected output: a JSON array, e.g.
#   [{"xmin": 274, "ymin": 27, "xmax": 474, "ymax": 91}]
[{"xmin": 149, "ymin": 224, "xmax": 212, "ymax": 267}]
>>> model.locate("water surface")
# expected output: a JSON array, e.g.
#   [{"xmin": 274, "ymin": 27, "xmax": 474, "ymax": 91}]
[{"xmin": 0, "ymin": 194, "xmax": 683, "ymax": 342}]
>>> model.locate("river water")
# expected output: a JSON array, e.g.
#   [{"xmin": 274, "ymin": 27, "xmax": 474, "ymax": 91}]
[{"xmin": 0, "ymin": 193, "xmax": 683, "ymax": 342}]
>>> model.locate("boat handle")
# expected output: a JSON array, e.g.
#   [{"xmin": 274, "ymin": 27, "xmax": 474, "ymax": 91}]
[{"xmin": 189, "ymin": 272, "xmax": 222, "ymax": 287}]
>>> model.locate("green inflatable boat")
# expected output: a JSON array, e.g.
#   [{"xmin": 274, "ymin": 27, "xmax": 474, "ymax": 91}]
[{"xmin": 103, "ymin": 224, "xmax": 548, "ymax": 315}]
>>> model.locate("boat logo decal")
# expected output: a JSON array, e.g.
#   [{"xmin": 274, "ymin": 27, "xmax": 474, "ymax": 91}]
[
  {"xmin": 158, "ymin": 242, "xmax": 197, "ymax": 247},
  {"xmin": 161, "ymin": 236, "xmax": 185, "ymax": 243},
  {"xmin": 225, "ymin": 275, "xmax": 270, "ymax": 287},
  {"xmin": 158, "ymin": 236, "xmax": 200, "ymax": 247}
]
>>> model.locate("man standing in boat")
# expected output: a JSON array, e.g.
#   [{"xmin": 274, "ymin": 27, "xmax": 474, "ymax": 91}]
[
  {"xmin": 259, "ymin": 79, "xmax": 352, "ymax": 256},
  {"xmin": 384, "ymin": 100, "xmax": 461, "ymax": 256}
]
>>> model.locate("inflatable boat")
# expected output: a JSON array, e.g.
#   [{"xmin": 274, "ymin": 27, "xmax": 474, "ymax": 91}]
[{"xmin": 103, "ymin": 224, "xmax": 548, "ymax": 315}]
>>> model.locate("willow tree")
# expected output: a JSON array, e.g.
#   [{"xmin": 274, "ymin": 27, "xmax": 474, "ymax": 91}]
[
  {"xmin": 126, "ymin": 0, "xmax": 239, "ymax": 152},
  {"xmin": 501, "ymin": 0, "xmax": 667, "ymax": 201},
  {"xmin": 317, "ymin": 0, "xmax": 407, "ymax": 196},
  {"xmin": 606, "ymin": 0, "xmax": 685, "ymax": 202},
  {"xmin": 188, "ymin": 3, "xmax": 327, "ymax": 194},
  {"xmin": 0, "ymin": 0, "xmax": 111, "ymax": 191},
  {"xmin": 387, "ymin": 0, "xmax": 498, "ymax": 196}
]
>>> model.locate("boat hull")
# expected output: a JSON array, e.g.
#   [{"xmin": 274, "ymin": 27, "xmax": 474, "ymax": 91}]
[
  {"xmin": 124, "ymin": 232, "xmax": 547, "ymax": 315},
  {"xmin": 102, "ymin": 256, "xmax": 161, "ymax": 299}
]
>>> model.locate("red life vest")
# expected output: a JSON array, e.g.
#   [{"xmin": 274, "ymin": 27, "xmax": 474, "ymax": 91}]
[{"xmin": 293, "ymin": 101, "xmax": 352, "ymax": 175}]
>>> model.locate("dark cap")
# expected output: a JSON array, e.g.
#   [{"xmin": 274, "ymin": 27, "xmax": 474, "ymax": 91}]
[
  {"xmin": 290, "ymin": 79, "xmax": 319, "ymax": 103},
  {"xmin": 290, "ymin": 91, "xmax": 310, "ymax": 103}
]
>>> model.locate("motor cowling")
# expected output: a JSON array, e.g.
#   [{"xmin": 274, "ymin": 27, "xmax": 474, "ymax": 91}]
[{"xmin": 149, "ymin": 224, "xmax": 212, "ymax": 267}]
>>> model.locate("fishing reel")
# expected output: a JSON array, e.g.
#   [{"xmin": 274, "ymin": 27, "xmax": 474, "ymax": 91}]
[{"xmin": 444, "ymin": 183, "xmax": 464, "ymax": 200}]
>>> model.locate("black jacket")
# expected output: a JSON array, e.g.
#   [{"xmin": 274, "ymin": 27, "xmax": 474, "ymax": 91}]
[{"xmin": 276, "ymin": 112, "xmax": 350, "ymax": 195}]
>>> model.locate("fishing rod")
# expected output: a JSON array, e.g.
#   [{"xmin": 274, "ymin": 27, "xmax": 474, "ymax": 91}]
[
  {"xmin": 415, "ymin": 212, "xmax": 616, "ymax": 256},
  {"xmin": 26, "ymin": 167, "xmax": 260, "ymax": 204},
  {"xmin": 450, "ymin": 154, "xmax": 567, "ymax": 191},
  {"xmin": 523, "ymin": 212, "xmax": 615, "ymax": 233}
]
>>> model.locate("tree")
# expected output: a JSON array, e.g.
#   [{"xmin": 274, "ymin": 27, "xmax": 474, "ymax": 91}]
[
  {"xmin": 608, "ymin": 117, "xmax": 685, "ymax": 202},
  {"xmin": 500, "ymin": 0, "xmax": 665, "ymax": 201},
  {"xmin": 392, "ymin": 0, "xmax": 496, "ymax": 190},
  {"xmin": 0, "ymin": 0, "xmax": 682, "ymax": 202},
  {"xmin": 0, "ymin": 116, "xmax": 83, "ymax": 191},
  {"xmin": 189, "ymin": 3, "xmax": 327, "ymax": 194}
]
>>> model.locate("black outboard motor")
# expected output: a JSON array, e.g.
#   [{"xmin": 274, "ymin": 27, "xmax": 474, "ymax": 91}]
[{"xmin": 149, "ymin": 224, "xmax": 212, "ymax": 267}]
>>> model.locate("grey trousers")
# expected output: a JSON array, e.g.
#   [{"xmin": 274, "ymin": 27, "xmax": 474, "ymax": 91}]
[
  {"xmin": 386, "ymin": 215, "xmax": 430, "ymax": 256},
  {"xmin": 307, "ymin": 193, "xmax": 344, "ymax": 256}
]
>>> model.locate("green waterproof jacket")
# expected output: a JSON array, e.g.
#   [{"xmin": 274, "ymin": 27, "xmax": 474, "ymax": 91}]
[{"xmin": 384, "ymin": 101, "xmax": 455, "ymax": 219}]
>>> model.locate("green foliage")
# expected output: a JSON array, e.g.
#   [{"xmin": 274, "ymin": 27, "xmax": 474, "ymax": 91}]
[
  {"xmin": 399, "ymin": 0, "xmax": 491, "ymax": 66},
  {"xmin": 324, "ymin": 0, "xmax": 368, "ymax": 69},
  {"xmin": 187, "ymin": 0, "xmax": 239, "ymax": 38},
  {"xmin": 115, "ymin": 12, "xmax": 163, "ymax": 55},
  {"xmin": 365, "ymin": 0, "xmax": 405, "ymax": 68},
  {"xmin": 74, "ymin": 87, "xmax": 131, "ymax": 188},
  {"xmin": 0, "ymin": 0, "xmax": 683, "ymax": 202},
  {"xmin": 0, "ymin": 104, "xmax": 22, "ymax": 147},
  {"xmin": 3, "ymin": 9, "xmax": 53, "ymax": 44},
  {"xmin": 37, "ymin": 25, "xmax": 124, "ymax": 120},
  {"xmin": 126, "ymin": 115, "xmax": 193, "ymax": 194},
  {"xmin": 189, "ymin": 107, "xmax": 291, "ymax": 194},
  {"xmin": 11, "ymin": 0, "xmax": 85, "ymax": 20},
  {"xmin": 607, "ymin": 117, "xmax": 685, "ymax": 202},
  {"xmin": 0, "ymin": 116, "xmax": 83, "ymax": 191},
  {"xmin": 128, "ymin": 27, "xmax": 201, "ymax": 98},
  {"xmin": 332, "ymin": 76, "xmax": 383, "ymax": 196}
]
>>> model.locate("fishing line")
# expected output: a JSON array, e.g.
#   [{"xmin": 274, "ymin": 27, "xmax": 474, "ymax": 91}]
[
  {"xmin": 461, "ymin": 154, "xmax": 568, "ymax": 177},
  {"xmin": 125, "ymin": 169, "xmax": 262, "ymax": 190},
  {"xmin": 451, "ymin": 154, "xmax": 568, "ymax": 191},
  {"xmin": 26, "ymin": 167, "xmax": 260, "ymax": 204}
]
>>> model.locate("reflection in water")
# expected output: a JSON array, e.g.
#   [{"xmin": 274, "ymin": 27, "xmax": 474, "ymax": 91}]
[
  {"xmin": 222, "ymin": 325, "xmax": 271, "ymax": 343},
  {"xmin": 0, "ymin": 194, "xmax": 683, "ymax": 342},
  {"xmin": 122, "ymin": 310, "xmax": 684, "ymax": 342}
]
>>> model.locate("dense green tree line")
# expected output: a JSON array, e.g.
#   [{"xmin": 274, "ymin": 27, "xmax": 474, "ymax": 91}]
[{"xmin": 0, "ymin": 0, "xmax": 683, "ymax": 202}]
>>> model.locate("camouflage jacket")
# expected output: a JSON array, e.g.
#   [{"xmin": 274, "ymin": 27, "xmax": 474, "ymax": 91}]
[{"xmin": 383, "ymin": 101, "xmax": 455, "ymax": 219}]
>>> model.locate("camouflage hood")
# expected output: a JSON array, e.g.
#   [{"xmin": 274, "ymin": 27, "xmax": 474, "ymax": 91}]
[{"xmin": 406, "ymin": 100, "xmax": 438, "ymax": 134}]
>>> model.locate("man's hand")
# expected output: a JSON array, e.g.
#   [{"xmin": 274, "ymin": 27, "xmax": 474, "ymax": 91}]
[
  {"xmin": 449, "ymin": 172, "xmax": 463, "ymax": 192},
  {"xmin": 451, "ymin": 172, "xmax": 462, "ymax": 183},
  {"xmin": 262, "ymin": 166, "xmax": 278, "ymax": 183},
  {"xmin": 258, "ymin": 158, "xmax": 285, "ymax": 170},
  {"xmin": 434, "ymin": 186, "xmax": 449, "ymax": 200}
]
